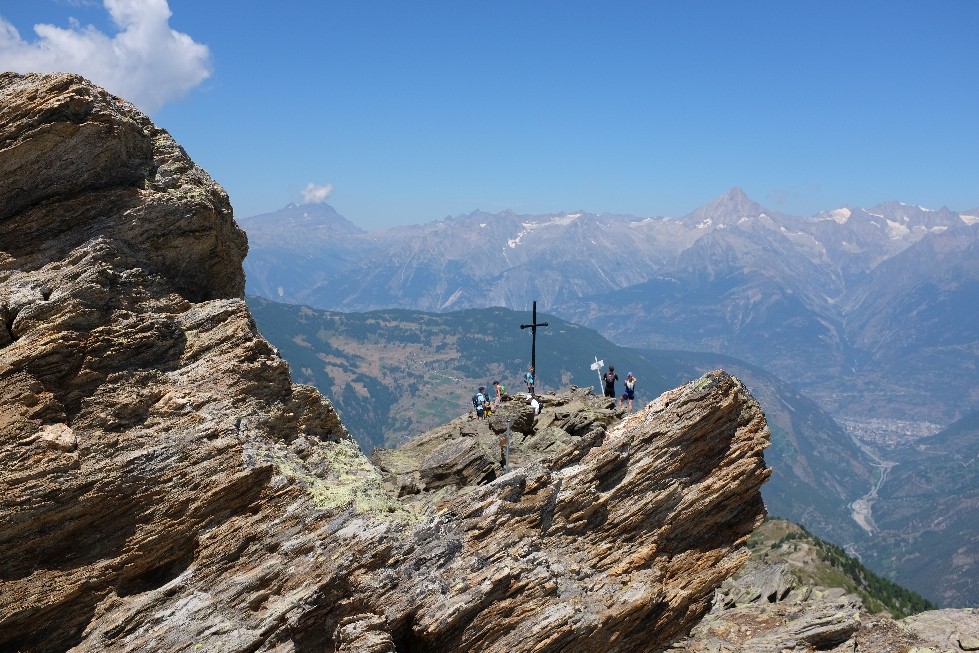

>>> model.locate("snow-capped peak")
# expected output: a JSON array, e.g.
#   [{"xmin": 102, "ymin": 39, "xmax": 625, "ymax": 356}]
[{"xmin": 823, "ymin": 208, "xmax": 851, "ymax": 224}]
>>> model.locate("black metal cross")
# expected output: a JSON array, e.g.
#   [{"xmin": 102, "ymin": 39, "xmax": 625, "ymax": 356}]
[{"xmin": 520, "ymin": 300, "xmax": 549, "ymax": 382}]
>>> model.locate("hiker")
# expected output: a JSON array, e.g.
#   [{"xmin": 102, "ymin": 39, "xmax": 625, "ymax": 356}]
[
  {"xmin": 530, "ymin": 394, "xmax": 541, "ymax": 415},
  {"xmin": 525, "ymin": 365, "xmax": 535, "ymax": 396},
  {"xmin": 619, "ymin": 372, "xmax": 636, "ymax": 412},
  {"xmin": 492, "ymin": 380, "xmax": 505, "ymax": 408},
  {"xmin": 473, "ymin": 386, "xmax": 489, "ymax": 419},
  {"xmin": 603, "ymin": 365, "xmax": 619, "ymax": 398}
]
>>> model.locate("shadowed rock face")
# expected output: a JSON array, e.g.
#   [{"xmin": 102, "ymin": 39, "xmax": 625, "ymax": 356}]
[{"xmin": 1, "ymin": 72, "xmax": 771, "ymax": 653}]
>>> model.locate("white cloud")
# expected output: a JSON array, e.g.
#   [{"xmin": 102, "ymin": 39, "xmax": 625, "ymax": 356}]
[
  {"xmin": 0, "ymin": 0, "xmax": 211, "ymax": 114},
  {"xmin": 302, "ymin": 183, "xmax": 334, "ymax": 204}
]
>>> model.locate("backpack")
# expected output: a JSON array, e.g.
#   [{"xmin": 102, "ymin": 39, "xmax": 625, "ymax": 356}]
[{"xmin": 472, "ymin": 394, "xmax": 480, "ymax": 408}]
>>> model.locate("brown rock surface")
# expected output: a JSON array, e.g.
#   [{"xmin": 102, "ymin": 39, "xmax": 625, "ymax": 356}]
[
  {"xmin": 672, "ymin": 560, "xmax": 979, "ymax": 652},
  {"xmin": 2, "ymin": 72, "xmax": 771, "ymax": 652}
]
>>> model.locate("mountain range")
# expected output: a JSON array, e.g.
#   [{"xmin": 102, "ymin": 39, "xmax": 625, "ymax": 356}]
[
  {"xmin": 240, "ymin": 188, "xmax": 979, "ymax": 607},
  {"xmin": 241, "ymin": 189, "xmax": 979, "ymax": 434}
]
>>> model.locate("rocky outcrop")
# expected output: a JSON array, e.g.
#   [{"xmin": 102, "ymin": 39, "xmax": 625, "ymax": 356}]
[
  {"xmin": 673, "ymin": 560, "xmax": 979, "ymax": 652},
  {"xmin": 1, "ymin": 72, "xmax": 771, "ymax": 652}
]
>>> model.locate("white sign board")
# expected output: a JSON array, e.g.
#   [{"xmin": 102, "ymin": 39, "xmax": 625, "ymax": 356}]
[{"xmin": 590, "ymin": 357, "xmax": 604, "ymax": 388}]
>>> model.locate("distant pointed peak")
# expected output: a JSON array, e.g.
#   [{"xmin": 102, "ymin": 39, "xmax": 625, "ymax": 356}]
[
  {"xmin": 715, "ymin": 186, "xmax": 761, "ymax": 208},
  {"xmin": 681, "ymin": 187, "xmax": 770, "ymax": 226}
]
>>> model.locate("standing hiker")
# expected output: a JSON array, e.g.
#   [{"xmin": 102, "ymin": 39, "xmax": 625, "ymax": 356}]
[
  {"xmin": 603, "ymin": 365, "xmax": 619, "ymax": 398},
  {"xmin": 619, "ymin": 372, "xmax": 636, "ymax": 412},
  {"xmin": 472, "ymin": 386, "xmax": 489, "ymax": 420},
  {"xmin": 492, "ymin": 380, "xmax": 504, "ymax": 408},
  {"xmin": 524, "ymin": 365, "xmax": 535, "ymax": 396}
]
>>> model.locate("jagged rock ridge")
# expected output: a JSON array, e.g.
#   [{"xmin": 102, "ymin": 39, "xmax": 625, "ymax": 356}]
[{"xmin": 1, "ymin": 72, "xmax": 773, "ymax": 652}]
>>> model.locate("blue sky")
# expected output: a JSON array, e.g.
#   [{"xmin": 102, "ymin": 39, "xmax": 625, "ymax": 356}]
[{"xmin": 2, "ymin": 1, "xmax": 978, "ymax": 228}]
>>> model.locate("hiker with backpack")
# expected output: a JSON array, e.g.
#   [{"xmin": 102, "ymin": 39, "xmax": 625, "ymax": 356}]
[
  {"xmin": 525, "ymin": 365, "xmax": 535, "ymax": 396},
  {"xmin": 472, "ymin": 386, "xmax": 490, "ymax": 420},
  {"xmin": 603, "ymin": 365, "xmax": 619, "ymax": 398},
  {"xmin": 492, "ymin": 380, "xmax": 505, "ymax": 408}
]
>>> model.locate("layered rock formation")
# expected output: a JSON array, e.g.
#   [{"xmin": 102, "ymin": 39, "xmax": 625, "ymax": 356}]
[
  {"xmin": 1, "ymin": 72, "xmax": 771, "ymax": 652},
  {"xmin": 672, "ymin": 559, "xmax": 979, "ymax": 652}
]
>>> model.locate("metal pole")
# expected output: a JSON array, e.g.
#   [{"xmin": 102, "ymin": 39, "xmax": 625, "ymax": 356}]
[
  {"xmin": 520, "ymin": 300, "xmax": 548, "ymax": 392},
  {"xmin": 530, "ymin": 301, "xmax": 537, "ymax": 374}
]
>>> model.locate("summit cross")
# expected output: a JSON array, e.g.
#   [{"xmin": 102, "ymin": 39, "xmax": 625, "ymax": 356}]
[{"xmin": 520, "ymin": 300, "xmax": 549, "ymax": 381}]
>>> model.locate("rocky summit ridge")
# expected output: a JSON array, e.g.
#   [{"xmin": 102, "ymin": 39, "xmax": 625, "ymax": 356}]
[
  {"xmin": 1, "ymin": 71, "xmax": 769, "ymax": 652},
  {"xmin": 1, "ymin": 72, "xmax": 972, "ymax": 653}
]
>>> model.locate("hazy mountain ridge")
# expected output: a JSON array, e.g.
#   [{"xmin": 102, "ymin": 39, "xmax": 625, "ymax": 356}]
[
  {"xmin": 244, "ymin": 205, "xmax": 702, "ymax": 311},
  {"xmin": 239, "ymin": 202, "xmax": 375, "ymax": 301},
  {"xmin": 242, "ymin": 189, "xmax": 979, "ymax": 431}
]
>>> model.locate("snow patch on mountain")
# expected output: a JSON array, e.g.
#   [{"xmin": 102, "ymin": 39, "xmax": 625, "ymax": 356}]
[
  {"xmin": 828, "ymin": 208, "xmax": 852, "ymax": 224},
  {"xmin": 961, "ymin": 214, "xmax": 979, "ymax": 225},
  {"xmin": 506, "ymin": 213, "xmax": 585, "ymax": 248},
  {"xmin": 886, "ymin": 219, "xmax": 910, "ymax": 238},
  {"xmin": 780, "ymin": 228, "xmax": 826, "ymax": 255},
  {"xmin": 507, "ymin": 226, "xmax": 530, "ymax": 248},
  {"xmin": 507, "ymin": 221, "xmax": 541, "ymax": 248},
  {"xmin": 439, "ymin": 288, "xmax": 464, "ymax": 310}
]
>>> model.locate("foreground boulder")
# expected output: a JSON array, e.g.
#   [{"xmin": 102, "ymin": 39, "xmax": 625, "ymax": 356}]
[{"xmin": 1, "ymin": 72, "xmax": 770, "ymax": 652}]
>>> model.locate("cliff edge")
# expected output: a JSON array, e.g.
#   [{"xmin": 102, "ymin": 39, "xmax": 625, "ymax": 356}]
[{"xmin": 1, "ymin": 72, "xmax": 771, "ymax": 653}]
